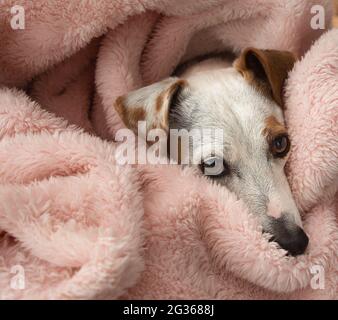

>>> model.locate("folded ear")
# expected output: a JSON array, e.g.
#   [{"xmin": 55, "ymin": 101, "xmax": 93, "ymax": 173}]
[
  {"xmin": 114, "ymin": 78, "xmax": 187, "ymax": 134},
  {"xmin": 234, "ymin": 48, "xmax": 296, "ymax": 107}
]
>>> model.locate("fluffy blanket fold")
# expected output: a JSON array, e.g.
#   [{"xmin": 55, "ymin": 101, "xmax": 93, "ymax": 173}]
[{"xmin": 0, "ymin": 0, "xmax": 337, "ymax": 299}]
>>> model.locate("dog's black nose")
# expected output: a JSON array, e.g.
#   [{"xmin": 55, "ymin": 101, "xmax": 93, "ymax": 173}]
[
  {"xmin": 275, "ymin": 226, "xmax": 309, "ymax": 256},
  {"xmin": 269, "ymin": 218, "xmax": 309, "ymax": 256}
]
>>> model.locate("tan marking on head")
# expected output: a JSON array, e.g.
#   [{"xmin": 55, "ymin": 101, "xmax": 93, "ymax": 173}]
[
  {"xmin": 155, "ymin": 79, "xmax": 188, "ymax": 130},
  {"xmin": 156, "ymin": 91, "xmax": 165, "ymax": 113},
  {"xmin": 114, "ymin": 78, "xmax": 187, "ymax": 134},
  {"xmin": 234, "ymin": 58, "xmax": 272, "ymax": 98},
  {"xmin": 234, "ymin": 58, "xmax": 254, "ymax": 82},
  {"xmin": 263, "ymin": 116, "xmax": 287, "ymax": 140},
  {"xmin": 115, "ymin": 96, "xmax": 127, "ymax": 123},
  {"xmin": 156, "ymin": 80, "xmax": 187, "ymax": 111},
  {"xmin": 234, "ymin": 48, "xmax": 296, "ymax": 107},
  {"xmin": 155, "ymin": 92, "xmax": 168, "ymax": 131},
  {"xmin": 114, "ymin": 96, "xmax": 145, "ymax": 131},
  {"xmin": 130, "ymin": 107, "xmax": 146, "ymax": 123},
  {"xmin": 263, "ymin": 116, "xmax": 290, "ymax": 157}
]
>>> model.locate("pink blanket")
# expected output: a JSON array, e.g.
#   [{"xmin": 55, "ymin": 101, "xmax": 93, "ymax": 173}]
[{"xmin": 0, "ymin": 0, "xmax": 337, "ymax": 299}]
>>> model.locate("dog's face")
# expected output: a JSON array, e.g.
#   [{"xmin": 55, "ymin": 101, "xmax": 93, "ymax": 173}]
[{"xmin": 115, "ymin": 48, "xmax": 309, "ymax": 256}]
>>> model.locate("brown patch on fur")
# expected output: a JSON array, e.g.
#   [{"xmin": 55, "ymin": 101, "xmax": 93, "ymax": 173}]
[
  {"xmin": 334, "ymin": 0, "xmax": 338, "ymax": 28},
  {"xmin": 156, "ymin": 80, "xmax": 187, "ymax": 112},
  {"xmin": 155, "ymin": 80, "xmax": 187, "ymax": 130},
  {"xmin": 114, "ymin": 96, "xmax": 145, "ymax": 131},
  {"xmin": 131, "ymin": 107, "xmax": 146, "ymax": 123},
  {"xmin": 114, "ymin": 96, "xmax": 127, "ymax": 122},
  {"xmin": 155, "ymin": 91, "xmax": 169, "ymax": 131},
  {"xmin": 156, "ymin": 91, "xmax": 165, "ymax": 113},
  {"xmin": 115, "ymin": 79, "xmax": 187, "ymax": 134},
  {"xmin": 263, "ymin": 116, "xmax": 287, "ymax": 140},
  {"xmin": 234, "ymin": 48, "xmax": 296, "ymax": 107},
  {"xmin": 263, "ymin": 116, "xmax": 290, "ymax": 157},
  {"xmin": 168, "ymin": 79, "xmax": 187, "ymax": 96},
  {"xmin": 233, "ymin": 59, "xmax": 272, "ymax": 99}
]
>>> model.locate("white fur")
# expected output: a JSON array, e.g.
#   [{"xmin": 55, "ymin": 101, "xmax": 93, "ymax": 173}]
[
  {"xmin": 178, "ymin": 64, "xmax": 302, "ymax": 229},
  {"xmin": 119, "ymin": 57, "xmax": 304, "ymax": 249}
]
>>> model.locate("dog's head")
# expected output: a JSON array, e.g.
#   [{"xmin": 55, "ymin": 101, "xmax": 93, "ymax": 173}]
[{"xmin": 115, "ymin": 48, "xmax": 309, "ymax": 256}]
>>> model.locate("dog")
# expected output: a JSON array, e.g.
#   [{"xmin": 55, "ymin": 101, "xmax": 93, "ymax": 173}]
[{"xmin": 114, "ymin": 47, "xmax": 309, "ymax": 256}]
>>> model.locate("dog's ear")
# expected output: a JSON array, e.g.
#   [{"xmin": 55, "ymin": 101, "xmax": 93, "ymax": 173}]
[
  {"xmin": 234, "ymin": 48, "xmax": 296, "ymax": 107},
  {"xmin": 114, "ymin": 78, "xmax": 186, "ymax": 133}
]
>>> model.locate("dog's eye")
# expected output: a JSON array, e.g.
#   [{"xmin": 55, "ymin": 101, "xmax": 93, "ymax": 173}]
[
  {"xmin": 271, "ymin": 134, "xmax": 290, "ymax": 157},
  {"xmin": 200, "ymin": 157, "xmax": 231, "ymax": 177}
]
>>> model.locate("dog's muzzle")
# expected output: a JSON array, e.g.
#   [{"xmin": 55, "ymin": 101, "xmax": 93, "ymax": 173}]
[{"xmin": 267, "ymin": 215, "xmax": 309, "ymax": 256}]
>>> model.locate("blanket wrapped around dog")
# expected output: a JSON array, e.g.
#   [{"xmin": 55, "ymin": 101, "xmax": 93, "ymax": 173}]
[{"xmin": 0, "ymin": 0, "xmax": 337, "ymax": 299}]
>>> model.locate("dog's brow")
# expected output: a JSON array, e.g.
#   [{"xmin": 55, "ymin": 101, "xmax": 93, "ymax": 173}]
[{"xmin": 263, "ymin": 115, "xmax": 287, "ymax": 140}]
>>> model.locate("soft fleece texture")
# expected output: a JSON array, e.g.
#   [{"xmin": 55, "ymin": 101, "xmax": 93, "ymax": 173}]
[{"xmin": 0, "ymin": 0, "xmax": 337, "ymax": 299}]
